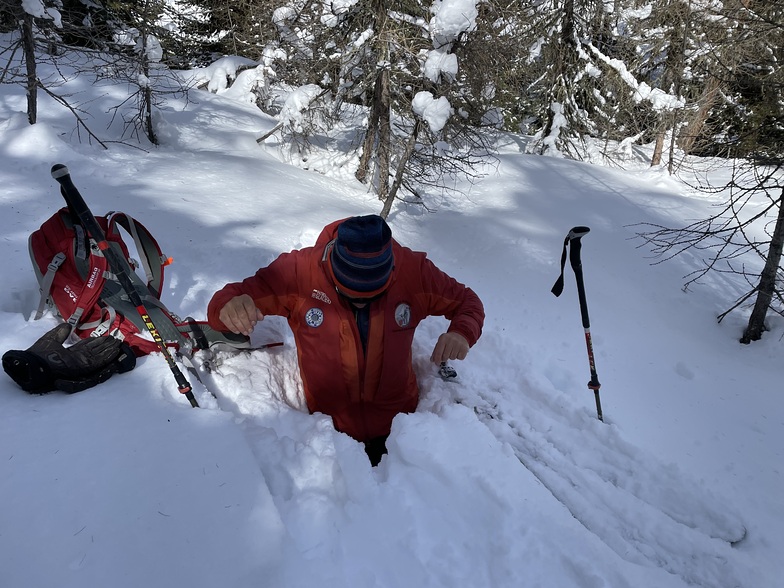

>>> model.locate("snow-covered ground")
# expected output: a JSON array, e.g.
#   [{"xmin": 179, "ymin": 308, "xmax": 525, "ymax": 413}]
[{"xmin": 0, "ymin": 47, "xmax": 781, "ymax": 588}]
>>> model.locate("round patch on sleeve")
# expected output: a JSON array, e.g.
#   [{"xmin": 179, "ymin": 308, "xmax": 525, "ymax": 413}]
[{"xmin": 305, "ymin": 307, "xmax": 324, "ymax": 328}]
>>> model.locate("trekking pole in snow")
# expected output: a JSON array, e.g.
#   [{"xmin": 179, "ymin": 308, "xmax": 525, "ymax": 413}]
[
  {"xmin": 551, "ymin": 226, "xmax": 603, "ymax": 421},
  {"xmin": 51, "ymin": 164, "xmax": 200, "ymax": 408}
]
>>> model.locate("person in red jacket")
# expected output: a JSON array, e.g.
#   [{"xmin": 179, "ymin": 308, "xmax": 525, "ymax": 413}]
[{"xmin": 207, "ymin": 214, "xmax": 484, "ymax": 465}]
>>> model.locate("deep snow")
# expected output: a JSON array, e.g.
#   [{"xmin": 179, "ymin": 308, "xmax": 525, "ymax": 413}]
[{"xmin": 0, "ymin": 45, "xmax": 781, "ymax": 588}]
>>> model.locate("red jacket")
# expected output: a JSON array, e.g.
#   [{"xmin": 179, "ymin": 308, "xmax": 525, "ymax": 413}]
[{"xmin": 207, "ymin": 220, "xmax": 484, "ymax": 442}]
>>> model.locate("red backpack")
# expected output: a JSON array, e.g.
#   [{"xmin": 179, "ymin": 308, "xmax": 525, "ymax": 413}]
[{"xmin": 29, "ymin": 208, "xmax": 249, "ymax": 357}]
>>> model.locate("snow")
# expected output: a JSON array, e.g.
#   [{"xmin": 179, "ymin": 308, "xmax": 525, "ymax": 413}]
[
  {"xmin": 586, "ymin": 43, "xmax": 685, "ymax": 110},
  {"xmin": 416, "ymin": 0, "xmax": 480, "ymax": 123},
  {"xmin": 423, "ymin": 48, "xmax": 458, "ymax": 83},
  {"xmin": 278, "ymin": 85, "xmax": 324, "ymax": 133},
  {"xmin": 21, "ymin": 0, "xmax": 61, "ymax": 27},
  {"xmin": 541, "ymin": 101, "xmax": 569, "ymax": 155},
  {"xmin": 412, "ymin": 91, "xmax": 452, "ymax": 133},
  {"xmin": 183, "ymin": 55, "xmax": 258, "ymax": 93},
  {"xmin": 21, "ymin": 0, "xmax": 46, "ymax": 19},
  {"xmin": 1, "ymin": 35, "xmax": 782, "ymax": 588},
  {"xmin": 321, "ymin": 0, "xmax": 360, "ymax": 28},
  {"xmin": 428, "ymin": 0, "xmax": 479, "ymax": 47}
]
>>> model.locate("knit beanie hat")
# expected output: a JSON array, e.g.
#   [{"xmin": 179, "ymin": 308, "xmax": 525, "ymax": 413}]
[{"xmin": 329, "ymin": 215, "xmax": 394, "ymax": 298}]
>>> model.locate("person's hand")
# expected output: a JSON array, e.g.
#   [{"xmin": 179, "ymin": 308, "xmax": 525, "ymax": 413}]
[
  {"xmin": 430, "ymin": 332, "xmax": 469, "ymax": 364},
  {"xmin": 219, "ymin": 294, "xmax": 264, "ymax": 336}
]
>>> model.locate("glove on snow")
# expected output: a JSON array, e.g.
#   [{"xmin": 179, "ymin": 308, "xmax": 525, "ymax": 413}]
[{"xmin": 2, "ymin": 323, "xmax": 135, "ymax": 393}]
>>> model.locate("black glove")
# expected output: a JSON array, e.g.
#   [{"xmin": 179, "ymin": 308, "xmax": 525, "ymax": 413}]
[{"xmin": 2, "ymin": 323, "xmax": 136, "ymax": 394}]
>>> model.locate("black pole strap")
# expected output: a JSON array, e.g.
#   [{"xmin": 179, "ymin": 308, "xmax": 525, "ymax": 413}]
[
  {"xmin": 551, "ymin": 226, "xmax": 590, "ymax": 299},
  {"xmin": 551, "ymin": 226, "xmax": 603, "ymax": 421},
  {"xmin": 51, "ymin": 164, "xmax": 199, "ymax": 408}
]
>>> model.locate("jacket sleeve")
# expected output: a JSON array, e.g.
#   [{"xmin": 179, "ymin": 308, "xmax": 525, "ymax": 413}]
[
  {"xmin": 207, "ymin": 251, "xmax": 301, "ymax": 331},
  {"xmin": 416, "ymin": 254, "xmax": 484, "ymax": 347}
]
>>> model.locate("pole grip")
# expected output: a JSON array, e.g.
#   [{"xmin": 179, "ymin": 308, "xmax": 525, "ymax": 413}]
[
  {"xmin": 568, "ymin": 237, "xmax": 591, "ymax": 329},
  {"xmin": 52, "ymin": 165, "xmax": 110, "ymax": 246},
  {"xmin": 567, "ymin": 226, "xmax": 590, "ymax": 240}
]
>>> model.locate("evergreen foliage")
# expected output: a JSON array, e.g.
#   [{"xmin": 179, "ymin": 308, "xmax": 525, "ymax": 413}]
[{"xmin": 1, "ymin": 0, "xmax": 783, "ymax": 339}]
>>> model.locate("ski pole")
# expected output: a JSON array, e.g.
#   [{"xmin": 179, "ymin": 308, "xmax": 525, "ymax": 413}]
[
  {"xmin": 551, "ymin": 226, "xmax": 603, "ymax": 421},
  {"xmin": 51, "ymin": 164, "xmax": 199, "ymax": 408}
]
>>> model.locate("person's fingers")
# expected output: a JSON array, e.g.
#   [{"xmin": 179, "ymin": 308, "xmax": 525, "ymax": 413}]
[
  {"xmin": 239, "ymin": 298, "xmax": 264, "ymax": 335},
  {"xmin": 220, "ymin": 298, "xmax": 241, "ymax": 333},
  {"xmin": 453, "ymin": 335, "xmax": 469, "ymax": 360},
  {"xmin": 430, "ymin": 332, "xmax": 469, "ymax": 363},
  {"xmin": 220, "ymin": 295, "xmax": 263, "ymax": 335},
  {"xmin": 220, "ymin": 305, "xmax": 244, "ymax": 334},
  {"xmin": 430, "ymin": 334, "xmax": 446, "ymax": 364}
]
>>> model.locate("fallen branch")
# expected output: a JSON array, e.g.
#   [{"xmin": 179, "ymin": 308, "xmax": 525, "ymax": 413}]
[
  {"xmin": 256, "ymin": 121, "xmax": 284, "ymax": 143},
  {"xmin": 38, "ymin": 83, "xmax": 108, "ymax": 149}
]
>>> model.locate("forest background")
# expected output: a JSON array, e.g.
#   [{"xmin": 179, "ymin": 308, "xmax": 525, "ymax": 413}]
[{"xmin": 2, "ymin": 0, "xmax": 783, "ymax": 353}]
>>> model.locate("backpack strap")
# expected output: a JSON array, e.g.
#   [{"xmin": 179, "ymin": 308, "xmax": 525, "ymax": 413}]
[
  {"xmin": 66, "ymin": 245, "xmax": 110, "ymax": 330},
  {"xmin": 73, "ymin": 223, "xmax": 89, "ymax": 261},
  {"xmin": 107, "ymin": 212, "xmax": 169, "ymax": 299},
  {"xmin": 28, "ymin": 210, "xmax": 110, "ymax": 331},
  {"xmin": 31, "ymin": 249, "xmax": 66, "ymax": 320},
  {"xmin": 77, "ymin": 304, "xmax": 117, "ymax": 337},
  {"xmin": 93, "ymin": 231, "xmax": 192, "ymax": 350}
]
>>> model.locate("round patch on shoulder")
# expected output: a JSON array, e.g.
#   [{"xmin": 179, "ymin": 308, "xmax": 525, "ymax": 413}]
[
  {"xmin": 305, "ymin": 307, "xmax": 324, "ymax": 328},
  {"xmin": 394, "ymin": 303, "xmax": 411, "ymax": 328}
]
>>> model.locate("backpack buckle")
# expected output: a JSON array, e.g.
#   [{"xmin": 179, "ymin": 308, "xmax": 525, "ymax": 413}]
[{"xmin": 48, "ymin": 252, "xmax": 66, "ymax": 272}]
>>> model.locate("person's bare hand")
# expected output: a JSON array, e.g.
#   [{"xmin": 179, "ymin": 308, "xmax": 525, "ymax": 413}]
[
  {"xmin": 430, "ymin": 332, "xmax": 469, "ymax": 364},
  {"xmin": 218, "ymin": 294, "xmax": 264, "ymax": 336}
]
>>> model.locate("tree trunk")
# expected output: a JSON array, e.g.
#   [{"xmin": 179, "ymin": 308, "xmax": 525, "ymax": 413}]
[
  {"xmin": 376, "ymin": 66, "xmax": 390, "ymax": 203},
  {"xmin": 355, "ymin": 0, "xmax": 390, "ymax": 186},
  {"xmin": 355, "ymin": 2, "xmax": 391, "ymax": 197},
  {"xmin": 678, "ymin": 76, "xmax": 721, "ymax": 155},
  {"xmin": 380, "ymin": 121, "xmax": 420, "ymax": 219},
  {"xmin": 651, "ymin": 131, "xmax": 665, "ymax": 166},
  {"xmin": 355, "ymin": 68, "xmax": 382, "ymax": 184},
  {"xmin": 541, "ymin": 0, "xmax": 575, "ymax": 148},
  {"xmin": 741, "ymin": 190, "xmax": 784, "ymax": 343},
  {"xmin": 667, "ymin": 111, "xmax": 678, "ymax": 175},
  {"xmin": 140, "ymin": 28, "xmax": 158, "ymax": 145},
  {"xmin": 22, "ymin": 13, "xmax": 37, "ymax": 125}
]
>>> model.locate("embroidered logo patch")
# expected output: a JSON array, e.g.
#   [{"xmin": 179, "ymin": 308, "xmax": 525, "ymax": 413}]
[
  {"xmin": 305, "ymin": 307, "xmax": 324, "ymax": 328},
  {"xmin": 311, "ymin": 289, "xmax": 332, "ymax": 304},
  {"xmin": 394, "ymin": 303, "xmax": 411, "ymax": 328}
]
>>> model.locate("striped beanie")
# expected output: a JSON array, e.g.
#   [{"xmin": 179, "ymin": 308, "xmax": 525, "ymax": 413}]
[{"xmin": 329, "ymin": 215, "xmax": 394, "ymax": 298}]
